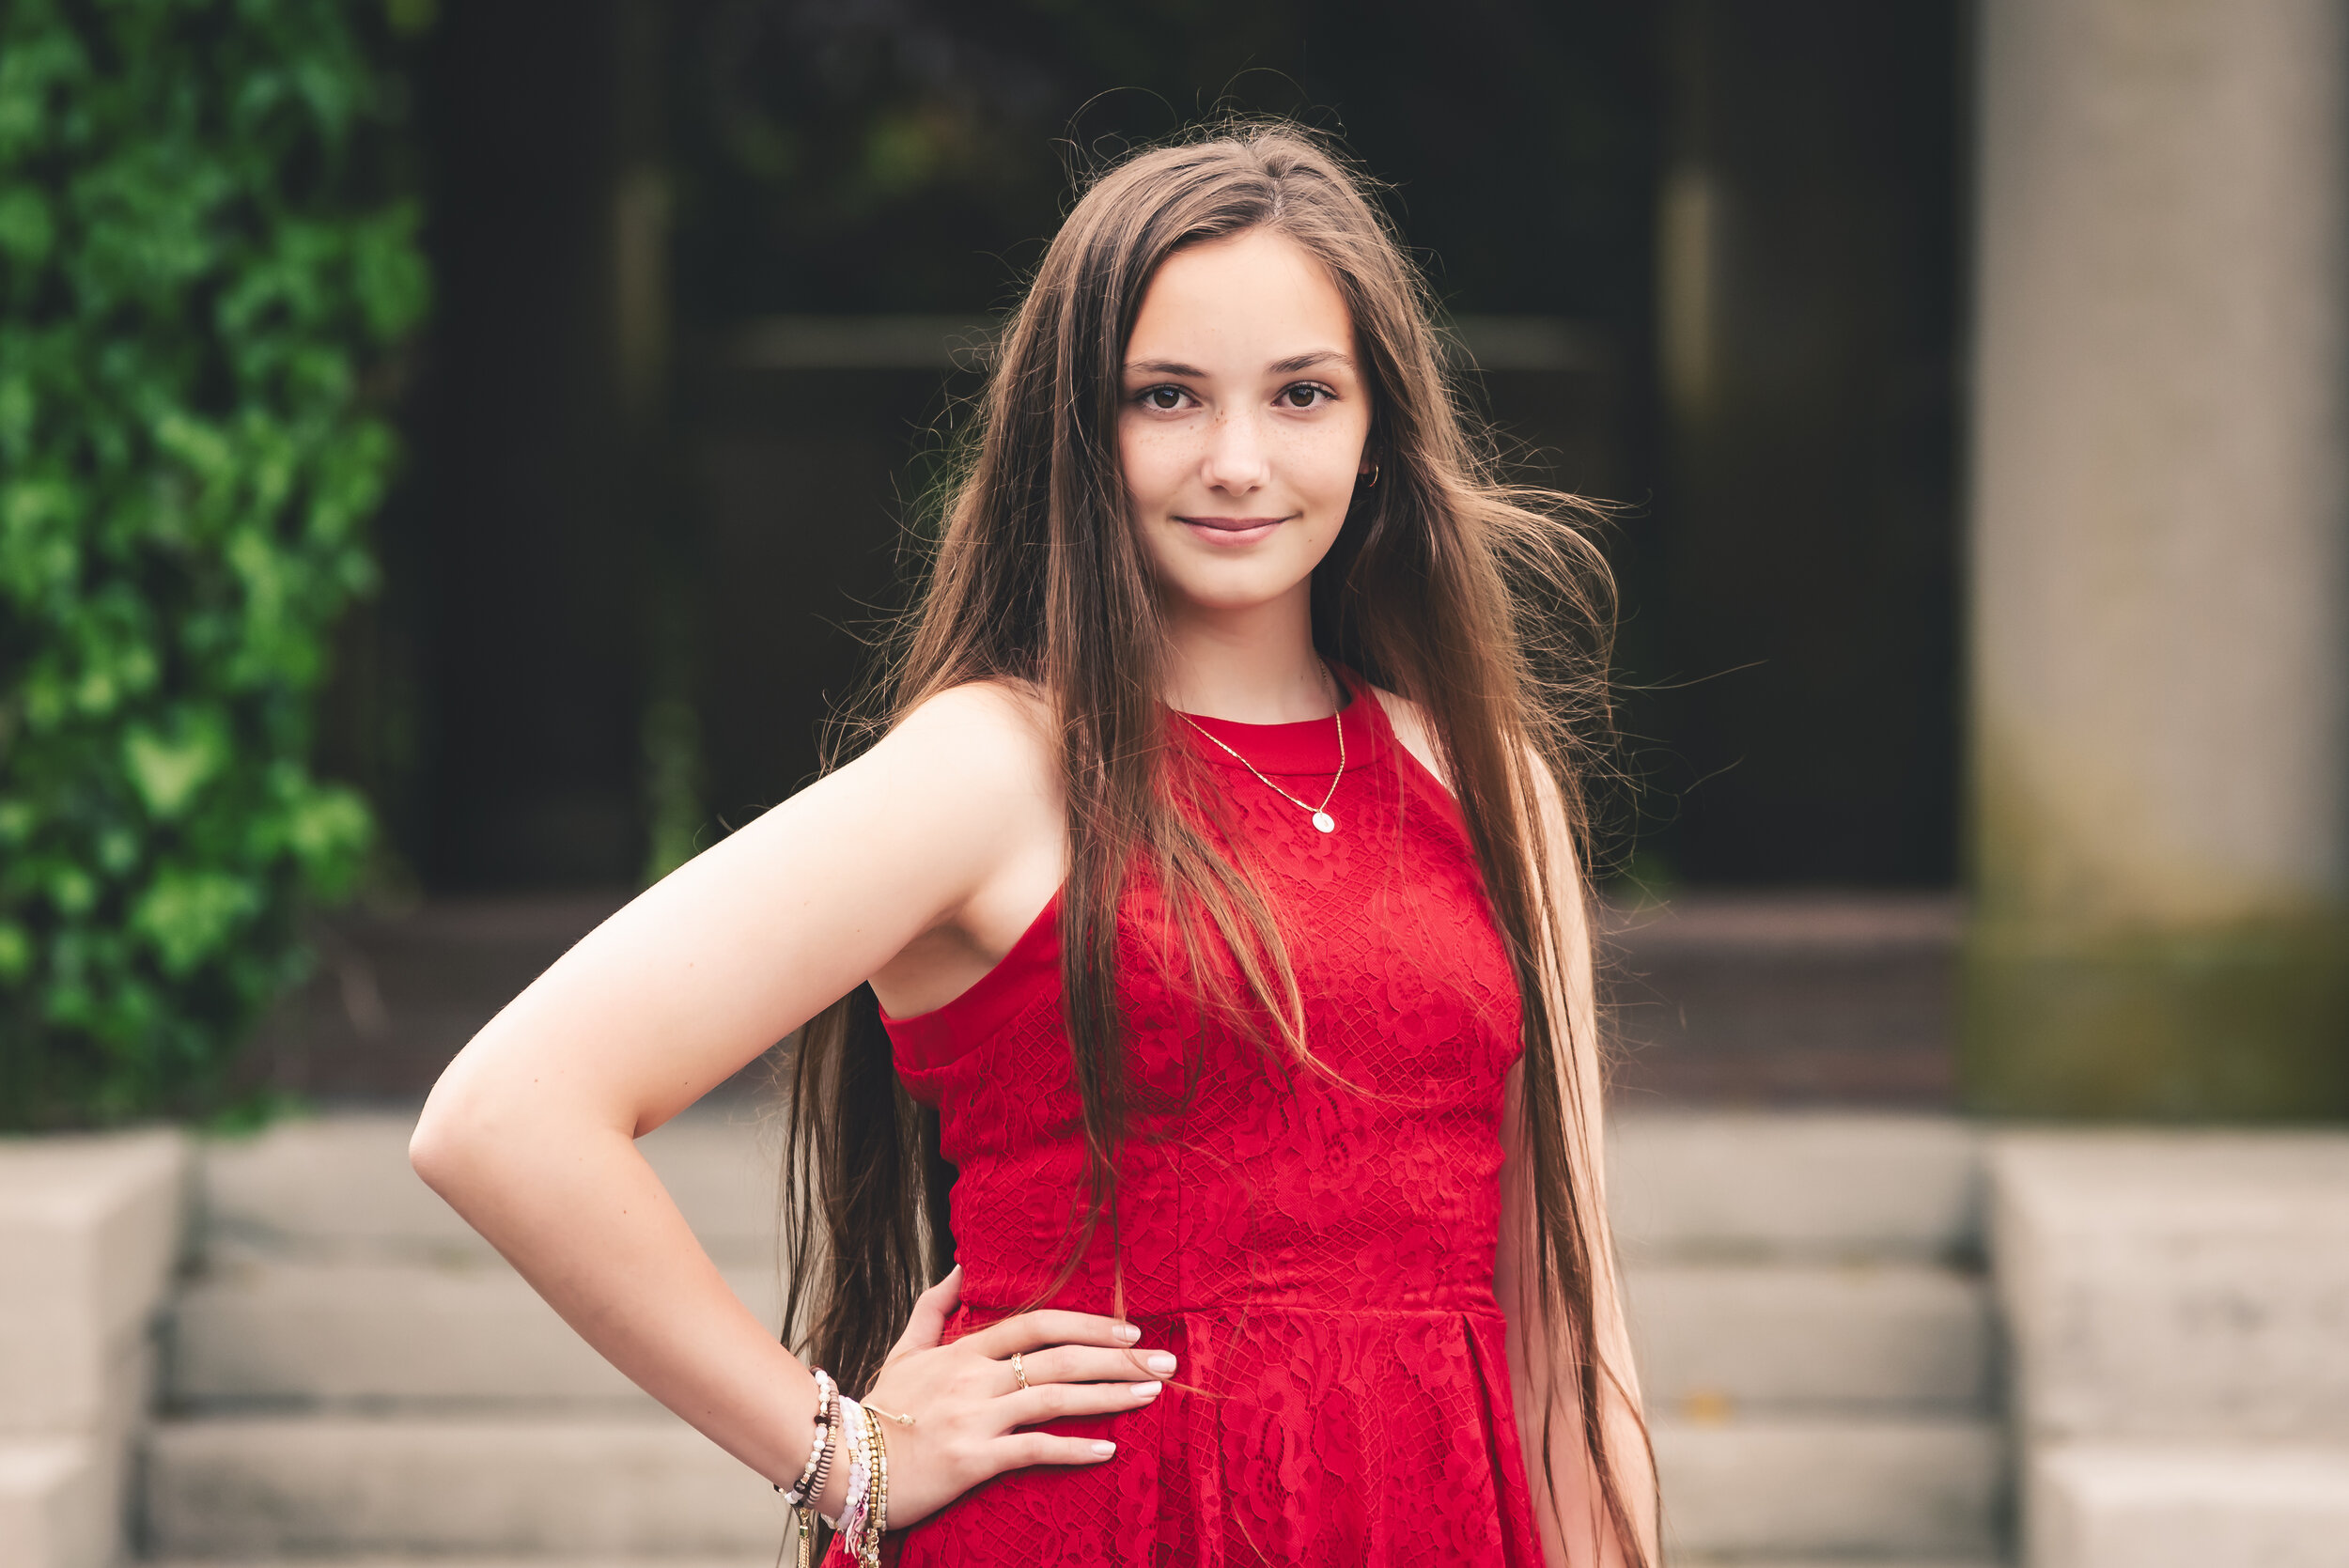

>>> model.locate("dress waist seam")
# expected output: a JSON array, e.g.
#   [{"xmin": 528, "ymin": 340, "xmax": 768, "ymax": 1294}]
[{"xmin": 964, "ymin": 1300, "xmax": 1507, "ymax": 1323}]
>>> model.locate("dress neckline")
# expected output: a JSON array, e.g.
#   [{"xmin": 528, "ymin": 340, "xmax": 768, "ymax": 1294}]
[{"xmin": 1172, "ymin": 670, "xmax": 1390, "ymax": 777}]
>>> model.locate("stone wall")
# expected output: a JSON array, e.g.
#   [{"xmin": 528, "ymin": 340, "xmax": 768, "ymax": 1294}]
[
  {"xmin": 0, "ymin": 1132, "xmax": 188, "ymax": 1568},
  {"xmin": 1994, "ymin": 1131, "xmax": 2349, "ymax": 1567}
]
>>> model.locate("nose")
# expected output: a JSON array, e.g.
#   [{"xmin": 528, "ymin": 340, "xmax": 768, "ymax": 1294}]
[{"xmin": 1199, "ymin": 406, "xmax": 1270, "ymax": 495}]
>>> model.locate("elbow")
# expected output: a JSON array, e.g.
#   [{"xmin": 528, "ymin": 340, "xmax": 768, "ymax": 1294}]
[
  {"xmin": 407, "ymin": 1088, "xmax": 472, "ymax": 1199},
  {"xmin": 408, "ymin": 1039, "xmax": 623, "ymax": 1204},
  {"xmin": 408, "ymin": 1051, "xmax": 506, "ymax": 1201}
]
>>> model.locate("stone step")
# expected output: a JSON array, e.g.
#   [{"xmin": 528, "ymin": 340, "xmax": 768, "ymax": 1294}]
[
  {"xmin": 1, "ymin": 1129, "xmax": 187, "ymax": 1433},
  {"xmin": 147, "ymin": 1560, "xmax": 770, "ymax": 1568},
  {"xmin": 144, "ymin": 1416, "xmax": 788, "ymax": 1559},
  {"xmin": 1610, "ymin": 1111, "xmax": 1982, "ymax": 1263},
  {"xmin": 146, "ymin": 1411, "xmax": 2004, "ymax": 1560},
  {"xmin": 146, "ymin": 1561, "xmax": 2000, "ymax": 1568},
  {"xmin": 1991, "ymin": 1130, "xmax": 2349, "ymax": 1443},
  {"xmin": 1629, "ymin": 1262, "xmax": 1993, "ymax": 1413},
  {"xmin": 0, "ymin": 1438, "xmax": 108, "ymax": 1568},
  {"xmin": 1599, "ymin": 892, "xmax": 1960, "ymax": 1108},
  {"xmin": 2027, "ymin": 1441, "xmax": 2349, "ymax": 1568},
  {"xmin": 169, "ymin": 1254, "xmax": 1989, "ymax": 1417},
  {"xmin": 199, "ymin": 1112, "xmax": 1984, "ymax": 1269},
  {"xmin": 197, "ymin": 1111, "xmax": 777, "ymax": 1266},
  {"xmin": 1652, "ymin": 1415, "xmax": 2004, "ymax": 1560},
  {"xmin": 167, "ymin": 1258, "xmax": 781, "ymax": 1409}
]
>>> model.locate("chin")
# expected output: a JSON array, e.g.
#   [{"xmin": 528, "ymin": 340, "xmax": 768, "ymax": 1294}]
[
  {"xmin": 1151, "ymin": 535, "xmax": 1334, "ymax": 614},
  {"xmin": 1159, "ymin": 562, "xmax": 1313, "ymax": 613}
]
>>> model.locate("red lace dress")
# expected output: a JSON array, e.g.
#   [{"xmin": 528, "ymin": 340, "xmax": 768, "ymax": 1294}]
[{"xmin": 873, "ymin": 675, "xmax": 1542, "ymax": 1564}]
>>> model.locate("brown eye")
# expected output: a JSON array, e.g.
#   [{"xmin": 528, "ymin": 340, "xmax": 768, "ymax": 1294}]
[
  {"xmin": 1145, "ymin": 386, "xmax": 1184, "ymax": 411},
  {"xmin": 1283, "ymin": 383, "xmax": 1325, "ymax": 409}
]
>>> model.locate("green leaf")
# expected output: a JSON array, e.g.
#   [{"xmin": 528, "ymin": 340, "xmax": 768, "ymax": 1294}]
[
  {"xmin": 122, "ymin": 713, "xmax": 229, "ymax": 819},
  {"xmin": 286, "ymin": 783, "xmax": 372, "ymax": 893},
  {"xmin": 132, "ymin": 866, "xmax": 263, "ymax": 978}
]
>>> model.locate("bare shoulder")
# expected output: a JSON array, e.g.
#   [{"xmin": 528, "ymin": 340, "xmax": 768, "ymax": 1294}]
[
  {"xmin": 1367, "ymin": 684, "xmax": 1452, "ymax": 794},
  {"xmin": 858, "ymin": 677, "xmax": 1066, "ymax": 1011},
  {"xmin": 721, "ymin": 675, "xmax": 1059, "ymax": 913},
  {"xmin": 887, "ymin": 676, "xmax": 1052, "ymax": 753},
  {"xmin": 1366, "ymin": 685, "xmax": 1570, "ymax": 825},
  {"xmin": 863, "ymin": 677, "xmax": 1059, "ymax": 805}
]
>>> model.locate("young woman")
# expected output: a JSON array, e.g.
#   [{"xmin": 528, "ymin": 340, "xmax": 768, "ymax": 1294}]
[{"xmin": 412, "ymin": 124, "xmax": 1655, "ymax": 1567}]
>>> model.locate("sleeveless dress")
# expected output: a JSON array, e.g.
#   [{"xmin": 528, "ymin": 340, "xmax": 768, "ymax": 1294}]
[{"xmin": 871, "ymin": 675, "xmax": 1543, "ymax": 1564}]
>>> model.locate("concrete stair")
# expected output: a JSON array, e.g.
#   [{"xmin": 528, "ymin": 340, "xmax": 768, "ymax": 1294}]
[
  {"xmin": 146, "ymin": 1112, "xmax": 786, "ymax": 1563},
  {"xmin": 1615, "ymin": 1112, "xmax": 2006, "ymax": 1565},
  {"xmin": 145, "ymin": 1109, "xmax": 2007, "ymax": 1564},
  {"xmin": 148, "ymin": 1417, "xmax": 788, "ymax": 1559},
  {"xmin": 1992, "ymin": 1133, "xmax": 2349, "ymax": 1568},
  {"xmin": 169, "ymin": 1257, "xmax": 776, "ymax": 1408}
]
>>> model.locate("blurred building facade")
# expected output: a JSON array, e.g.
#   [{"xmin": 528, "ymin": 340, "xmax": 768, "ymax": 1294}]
[{"xmin": 313, "ymin": 0, "xmax": 2343, "ymax": 1119}]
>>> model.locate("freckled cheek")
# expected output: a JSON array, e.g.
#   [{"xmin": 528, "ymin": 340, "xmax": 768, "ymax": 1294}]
[
  {"xmin": 1118, "ymin": 425, "xmax": 1197, "ymax": 507},
  {"xmin": 1271, "ymin": 429, "xmax": 1369, "ymax": 512}
]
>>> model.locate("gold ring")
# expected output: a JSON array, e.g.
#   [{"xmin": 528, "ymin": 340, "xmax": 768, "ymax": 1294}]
[{"xmin": 1012, "ymin": 1351, "xmax": 1028, "ymax": 1391}]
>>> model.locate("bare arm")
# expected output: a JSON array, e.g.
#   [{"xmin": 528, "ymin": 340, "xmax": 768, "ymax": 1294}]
[{"xmin": 409, "ymin": 685, "xmax": 1162, "ymax": 1526}]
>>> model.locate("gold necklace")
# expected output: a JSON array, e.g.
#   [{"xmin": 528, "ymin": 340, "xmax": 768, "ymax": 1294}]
[{"xmin": 1177, "ymin": 665, "xmax": 1348, "ymax": 833}]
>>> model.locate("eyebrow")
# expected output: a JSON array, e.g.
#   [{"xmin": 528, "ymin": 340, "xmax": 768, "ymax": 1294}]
[
  {"xmin": 1269, "ymin": 349, "xmax": 1354, "ymax": 375},
  {"xmin": 1123, "ymin": 349, "xmax": 1356, "ymax": 379}
]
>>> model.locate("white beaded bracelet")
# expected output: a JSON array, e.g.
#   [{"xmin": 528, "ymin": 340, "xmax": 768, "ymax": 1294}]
[{"xmin": 824, "ymin": 1394, "xmax": 873, "ymax": 1540}]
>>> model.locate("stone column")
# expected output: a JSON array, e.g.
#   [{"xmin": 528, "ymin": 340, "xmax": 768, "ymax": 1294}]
[{"xmin": 1967, "ymin": 0, "xmax": 2349, "ymax": 1116}]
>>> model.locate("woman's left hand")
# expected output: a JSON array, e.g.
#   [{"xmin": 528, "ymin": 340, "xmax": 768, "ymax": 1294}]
[{"xmin": 841, "ymin": 1266, "xmax": 1173, "ymax": 1529}]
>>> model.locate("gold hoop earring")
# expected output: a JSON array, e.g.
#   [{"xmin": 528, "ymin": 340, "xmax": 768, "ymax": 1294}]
[{"xmin": 1361, "ymin": 462, "xmax": 1380, "ymax": 489}]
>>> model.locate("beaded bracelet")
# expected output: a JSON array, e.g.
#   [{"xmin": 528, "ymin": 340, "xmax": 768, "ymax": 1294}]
[
  {"xmin": 858, "ymin": 1402, "xmax": 891, "ymax": 1567},
  {"xmin": 801, "ymin": 1386, "xmax": 838, "ymax": 1512},
  {"xmin": 825, "ymin": 1395, "xmax": 872, "ymax": 1541},
  {"xmin": 783, "ymin": 1371, "xmax": 841, "ymax": 1568},
  {"xmin": 779, "ymin": 1370, "xmax": 836, "ymax": 1505}
]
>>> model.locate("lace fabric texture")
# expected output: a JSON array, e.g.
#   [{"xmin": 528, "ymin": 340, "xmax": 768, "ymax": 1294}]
[{"xmin": 857, "ymin": 675, "xmax": 1542, "ymax": 1564}]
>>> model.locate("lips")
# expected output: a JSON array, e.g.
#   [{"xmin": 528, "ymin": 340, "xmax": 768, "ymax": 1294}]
[{"xmin": 1179, "ymin": 515, "xmax": 1286, "ymax": 544}]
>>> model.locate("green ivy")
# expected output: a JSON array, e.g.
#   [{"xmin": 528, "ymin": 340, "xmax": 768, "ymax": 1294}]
[{"xmin": 0, "ymin": 0, "xmax": 426, "ymax": 1127}]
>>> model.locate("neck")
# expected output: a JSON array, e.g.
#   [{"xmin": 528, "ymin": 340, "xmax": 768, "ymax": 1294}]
[{"xmin": 1159, "ymin": 585, "xmax": 1332, "ymax": 723}]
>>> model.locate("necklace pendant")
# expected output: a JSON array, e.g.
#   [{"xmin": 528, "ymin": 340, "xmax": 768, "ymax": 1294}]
[{"xmin": 1311, "ymin": 810, "xmax": 1336, "ymax": 833}]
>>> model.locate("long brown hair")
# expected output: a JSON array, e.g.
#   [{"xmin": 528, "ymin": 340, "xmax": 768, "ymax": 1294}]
[{"xmin": 780, "ymin": 120, "xmax": 1647, "ymax": 1560}]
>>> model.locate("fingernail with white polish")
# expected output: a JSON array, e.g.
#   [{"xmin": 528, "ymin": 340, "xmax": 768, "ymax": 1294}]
[
  {"xmin": 1144, "ymin": 1353, "xmax": 1176, "ymax": 1375},
  {"xmin": 1091, "ymin": 1441, "xmax": 1118, "ymax": 1458},
  {"xmin": 1130, "ymin": 1381, "xmax": 1161, "ymax": 1398},
  {"xmin": 1114, "ymin": 1324, "xmax": 1142, "ymax": 1343}
]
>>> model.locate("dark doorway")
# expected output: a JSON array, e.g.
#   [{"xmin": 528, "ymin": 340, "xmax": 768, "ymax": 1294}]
[
  {"xmin": 352, "ymin": 0, "xmax": 1962, "ymax": 899},
  {"xmin": 1627, "ymin": 0, "xmax": 1967, "ymax": 889}
]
